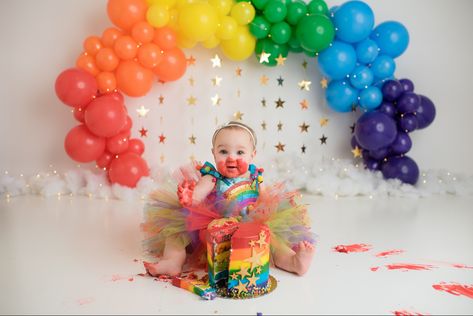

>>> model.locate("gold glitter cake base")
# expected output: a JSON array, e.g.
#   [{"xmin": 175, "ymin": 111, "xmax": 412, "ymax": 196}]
[{"xmin": 216, "ymin": 275, "xmax": 277, "ymax": 299}]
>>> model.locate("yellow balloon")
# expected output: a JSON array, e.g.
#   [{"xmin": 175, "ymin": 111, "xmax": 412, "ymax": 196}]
[
  {"xmin": 167, "ymin": 9, "xmax": 180, "ymax": 31},
  {"xmin": 147, "ymin": 0, "xmax": 176, "ymax": 9},
  {"xmin": 209, "ymin": 0, "xmax": 233, "ymax": 16},
  {"xmin": 178, "ymin": 2, "xmax": 219, "ymax": 42},
  {"xmin": 177, "ymin": 33, "xmax": 197, "ymax": 48},
  {"xmin": 216, "ymin": 16, "xmax": 238, "ymax": 40},
  {"xmin": 201, "ymin": 35, "xmax": 220, "ymax": 49},
  {"xmin": 146, "ymin": 4, "xmax": 170, "ymax": 28},
  {"xmin": 176, "ymin": 0, "xmax": 196, "ymax": 9},
  {"xmin": 230, "ymin": 2, "xmax": 255, "ymax": 25},
  {"xmin": 220, "ymin": 26, "xmax": 255, "ymax": 61}
]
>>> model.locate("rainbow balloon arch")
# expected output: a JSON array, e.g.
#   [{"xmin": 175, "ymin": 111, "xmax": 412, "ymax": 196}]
[{"xmin": 54, "ymin": 0, "xmax": 436, "ymax": 188}]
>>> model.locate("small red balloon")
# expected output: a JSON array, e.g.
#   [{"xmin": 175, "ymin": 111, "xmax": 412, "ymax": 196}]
[
  {"xmin": 107, "ymin": 131, "xmax": 130, "ymax": 154},
  {"xmin": 73, "ymin": 106, "xmax": 87, "ymax": 122},
  {"xmin": 120, "ymin": 115, "xmax": 133, "ymax": 132},
  {"xmin": 64, "ymin": 125, "xmax": 105, "ymax": 163},
  {"xmin": 55, "ymin": 68, "xmax": 98, "ymax": 108},
  {"xmin": 108, "ymin": 152, "xmax": 149, "ymax": 188},
  {"xmin": 85, "ymin": 94, "xmax": 127, "ymax": 137},
  {"xmin": 96, "ymin": 151, "xmax": 114, "ymax": 169},
  {"xmin": 128, "ymin": 138, "xmax": 145, "ymax": 155}
]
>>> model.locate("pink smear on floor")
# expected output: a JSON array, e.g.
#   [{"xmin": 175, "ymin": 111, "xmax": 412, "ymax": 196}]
[
  {"xmin": 333, "ymin": 244, "xmax": 372, "ymax": 253},
  {"xmin": 385, "ymin": 263, "xmax": 436, "ymax": 271},
  {"xmin": 432, "ymin": 282, "xmax": 473, "ymax": 299},
  {"xmin": 376, "ymin": 249, "xmax": 404, "ymax": 258},
  {"xmin": 451, "ymin": 263, "xmax": 473, "ymax": 269},
  {"xmin": 392, "ymin": 309, "xmax": 427, "ymax": 316},
  {"xmin": 77, "ymin": 297, "xmax": 95, "ymax": 306},
  {"xmin": 111, "ymin": 274, "xmax": 135, "ymax": 282}
]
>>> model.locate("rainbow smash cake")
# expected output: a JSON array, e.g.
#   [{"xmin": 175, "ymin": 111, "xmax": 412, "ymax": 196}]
[{"xmin": 206, "ymin": 219, "xmax": 272, "ymax": 298}]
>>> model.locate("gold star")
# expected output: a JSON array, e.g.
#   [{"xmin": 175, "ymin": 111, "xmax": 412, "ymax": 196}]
[
  {"xmin": 160, "ymin": 154, "xmax": 165, "ymax": 163},
  {"xmin": 320, "ymin": 77, "xmax": 328, "ymax": 89},
  {"xmin": 188, "ymin": 76, "xmax": 195, "ymax": 86},
  {"xmin": 136, "ymin": 105, "xmax": 150, "ymax": 117},
  {"xmin": 189, "ymin": 134, "xmax": 196, "ymax": 144},
  {"xmin": 235, "ymin": 67, "xmax": 242, "ymax": 76},
  {"xmin": 237, "ymin": 267, "xmax": 250, "ymax": 279},
  {"xmin": 158, "ymin": 95, "xmax": 164, "ymax": 104},
  {"xmin": 261, "ymin": 98, "xmax": 266, "ymax": 107},
  {"xmin": 260, "ymin": 75, "xmax": 269, "ymax": 85},
  {"xmin": 249, "ymin": 240, "xmax": 256, "ymax": 247},
  {"xmin": 298, "ymin": 80, "xmax": 312, "ymax": 91},
  {"xmin": 299, "ymin": 122, "xmax": 310, "ymax": 133},
  {"xmin": 300, "ymin": 99, "xmax": 309, "ymax": 110},
  {"xmin": 256, "ymin": 266, "xmax": 262, "ymax": 275},
  {"xmin": 210, "ymin": 54, "xmax": 221, "ymax": 68},
  {"xmin": 236, "ymin": 89, "xmax": 241, "ymax": 97},
  {"xmin": 230, "ymin": 272, "xmax": 239, "ymax": 280},
  {"xmin": 259, "ymin": 51, "xmax": 271, "ymax": 64},
  {"xmin": 139, "ymin": 127, "xmax": 148, "ymax": 137},
  {"xmin": 256, "ymin": 232, "xmax": 268, "ymax": 248},
  {"xmin": 352, "ymin": 146, "xmax": 362, "ymax": 158},
  {"xmin": 211, "ymin": 94, "xmax": 221, "ymax": 106},
  {"xmin": 247, "ymin": 273, "xmax": 258, "ymax": 287},
  {"xmin": 233, "ymin": 111, "xmax": 243, "ymax": 121},
  {"xmin": 244, "ymin": 247, "xmax": 264, "ymax": 271},
  {"xmin": 277, "ymin": 121, "xmax": 283, "ymax": 131},
  {"xmin": 211, "ymin": 76, "xmax": 222, "ymax": 86},
  {"xmin": 159, "ymin": 133, "xmax": 166, "ymax": 143},
  {"xmin": 301, "ymin": 145, "xmax": 306, "ymax": 154},
  {"xmin": 302, "ymin": 60, "xmax": 308, "ymax": 69},
  {"xmin": 261, "ymin": 121, "xmax": 267, "ymax": 130},
  {"xmin": 320, "ymin": 134, "xmax": 328, "ymax": 145},
  {"xmin": 320, "ymin": 118, "xmax": 329, "ymax": 127},
  {"xmin": 187, "ymin": 55, "xmax": 196, "ymax": 66},
  {"xmin": 189, "ymin": 154, "xmax": 196, "ymax": 162},
  {"xmin": 275, "ymin": 98, "xmax": 285, "ymax": 108},
  {"xmin": 275, "ymin": 54, "xmax": 286, "ymax": 66},
  {"xmin": 235, "ymin": 280, "xmax": 248, "ymax": 295},
  {"xmin": 187, "ymin": 95, "xmax": 197, "ymax": 106},
  {"xmin": 275, "ymin": 142, "xmax": 285, "ymax": 152}
]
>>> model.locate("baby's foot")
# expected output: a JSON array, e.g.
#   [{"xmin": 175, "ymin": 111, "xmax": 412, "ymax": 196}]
[
  {"xmin": 292, "ymin": 241, "xmax": 315, "ymax": 276},
  {"xmin": 144, "ymin": 259, "xmax": 183, "ymax": 277}
]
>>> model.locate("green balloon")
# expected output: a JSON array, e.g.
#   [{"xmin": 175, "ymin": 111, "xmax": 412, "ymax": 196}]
[
  {"xmin": 286, "ymin": 0, "xmax": 307, "ymax": 26},
  {"xmin": 307, "ymin": 0, "xmax": 328, "ymax": 16},
  {"xmin": 250, "ymin": 16, "xmax": 271, "ymax": 39},
  {"xmin": 303, "ymin": 49, "xmax": 317, "ymax": 58},
  {"xmin": 251, "ymin": 0, "xmax": 269, "ymax": 10},
  {"xmin": 296, "ymin": 14, "xmax": 334, "ymax": 53},
  {"xmin": 287, "ymin": 29, "xmax": 303, "ymax": 52},
  {"xmin": 269, "ymin": 21, "xmax": 292, "ymax": 44},
  {"xmin": 255, "ymin": 38, "xmax": 288, "ymax": 67},
  {"xmin": 263, "ymin": 0, "xmax": 287, "ymax": 23}
]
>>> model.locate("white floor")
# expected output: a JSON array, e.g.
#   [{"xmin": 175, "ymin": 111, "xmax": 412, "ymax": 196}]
[{"xmin": 1, "ymin": 195, "xmax": 473, "ymax": 315}]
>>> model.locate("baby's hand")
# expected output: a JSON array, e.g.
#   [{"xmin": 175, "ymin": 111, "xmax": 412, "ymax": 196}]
[{"xmin": 177, "ymin": 180, "xmax": 195, "ymax": 207}]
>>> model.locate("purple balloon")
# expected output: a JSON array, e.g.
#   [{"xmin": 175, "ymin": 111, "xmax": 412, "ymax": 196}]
[
  {"xmin": 381, "ymin": 80, "xmax": 403, "ymax": 101},
  {"xmin": 355, "ymin": 111, "xmax": 398, "ymax": 151},
  {"xmin": 381, "ymin": 156, "xmax": 419, "ymax": 185},
  {"xmin": 399, "ymin": 78, "xmax": 415, "ymax": 93},
  {"xmin": 397, "ymin": 92, "xmax": 420, "ymax": 114},
  {"xmin": 390, "ymin": 131, "xmax": 412, "ymax": 155},
  {"xmin": 369, "ymin": 147, "xmax": 389, "ymax": 160},
  {"xmin": 364, "ymin": 158, "xmax": 382, "ymax": 171},
  {"xmin": 351, "ymin": 135, "xmax": 360, "ymax": 149},
  {"xmin": 379, "ymin": 100, "xmax": 397, "ymax": 117},
  {"xmin": 416, "ymin": 95, "xmax": 436, "ymax": 129},
  {"xmin": 399, "ymin": 113, "xmax": 418, "ymax": 132}
]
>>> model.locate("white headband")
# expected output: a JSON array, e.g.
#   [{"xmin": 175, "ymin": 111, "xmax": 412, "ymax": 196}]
[{"xmin": 212, "ymin": 122, "xmax": 257, "ymax": 148}]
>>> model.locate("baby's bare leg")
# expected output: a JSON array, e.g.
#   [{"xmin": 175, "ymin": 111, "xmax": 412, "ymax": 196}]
[
  {"xmin": 144, "ymin": 236, "xmax": 186, "ymax": 276},
  {"xmin": 272, "ymin": 239, "xmax": 315, "ymax": 276}
]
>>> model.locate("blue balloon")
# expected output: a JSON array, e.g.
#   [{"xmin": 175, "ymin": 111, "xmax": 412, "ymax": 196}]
[
  {"xmin": 371, "ymin": 54, "xmax": 396, "ymax": 80},
  {"xmin": 333, "ymin": 1, "xmax": 375, "ymax": 43},
  {"xmin": 355, "ymin": 38, "xmax": 379, "ymax": 64},
  {"xmin": 381, "ymin": 156, "xmax": 419, "ymax": 185},
  {"xmin": 359, "ymin": 86, "xmax": 382, "ymax": 111},
  {"xmin": 326, "ymin": 80, "xmax": 358, "ymax": 112},
  {"xmin": 349, "ymin": 65, "xmax": 374, "ymax": 89},
  {"xmin": 371, "ymin": 21, "xmax": 409, "ymax": 58},
  {"xmin": 318, "ymin": 41, "xmax": 357, "ymax": 80},
  {"xmin": 329, "ymin": 5, "xmax": 339, "ymax": 18},
  {"xmin": 355, "ymin": 111, "xmax": 397, "ymax": 151}
]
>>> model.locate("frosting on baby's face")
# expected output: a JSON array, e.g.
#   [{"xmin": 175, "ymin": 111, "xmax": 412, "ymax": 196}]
[{"xmin": 212, "ymin": 128, "xmax": 256, "ymax": 178}]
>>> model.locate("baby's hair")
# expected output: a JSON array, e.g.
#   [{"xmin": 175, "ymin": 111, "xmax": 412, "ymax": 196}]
[{"xmin": 212, "ymin": 121, "xmax": 257, "ymax": 148}]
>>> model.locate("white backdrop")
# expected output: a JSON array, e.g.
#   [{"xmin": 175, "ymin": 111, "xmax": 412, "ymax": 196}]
[{"xmin": 1, "ymin": 0, "xmax": 472, "ymax": 177}]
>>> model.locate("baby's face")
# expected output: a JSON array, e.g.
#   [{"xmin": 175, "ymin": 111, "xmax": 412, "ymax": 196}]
[{"xmin": 212, "ymin": 128, "xmax": 256, "ymax": 178}]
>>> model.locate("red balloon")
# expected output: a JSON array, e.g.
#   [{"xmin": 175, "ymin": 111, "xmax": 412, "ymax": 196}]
[
  {"xmin": 96, "ymin": 151, "xmax": 114, "ymax": 169},
  {"xmin": 128, "ymin": 138, "xmax": 145, "ymax": 155},
  {"xmin": 64, "ymin": 125, "xmax": 106, "ymax": 163},
  {"xmin": 101, "ymin": 91, "xmax": 125, "ymax": 104},
  {"xmin": 73, "ymin": 106, "xmax": 87, "ymax": 122},
  {"xmin": 153, "ymin": 47, "xmax": 187, "ymax": 82},
  {"xmin": 107, "ymin": 131, "xmax": 130, "ymax": 154},
  {"xmin": 108, "ymin": 152, "xmax": 149, "ymax": 187},
  {"xmin": 55, "ymin": 68, "xmax": 97, "ymax": 107},
  {"xmin": 120, "ymin": 115, "xmax": 133, "ymax": 132},
  {"xmin": 85, "ymin": 95, "xmax": 127, "ymax": 137}
]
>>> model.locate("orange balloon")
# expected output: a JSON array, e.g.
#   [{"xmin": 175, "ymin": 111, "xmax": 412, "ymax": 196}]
[
  {"xmin": 116, "ymin": 60, "xmax": 154, "ymax": 97},
  {"xmin": 97, "ymin": 72, "xmax": 117, "ymax": 93},
  {"xmin": 95, "ymin": 48, "xmax": 120, "ymax": 71},
  {"xmin": 114, "ymin": 36, "xmax": 138, "ymax": 60},
  {"xmin": 138, "ymin": 43, "xmax": 163, "ymax": 68},
  {"xmin": 153, "ymin": 27, "xmax": 177, "ymax": 50},
  {"xmin": 131, "ymin": 21, "xmax": 155, "ymax": 44},
  {"xmin": 153, "ymin": 47, "xmax": 187, "ymax": 82},
  {"xmin": 107, "ymin": 0, "xmax": 148, "ymax": 31},
  {"xmin": 102, "ymin": 27, "xmax": 123, "ymax": 48},
  {"xmin": 83, "ymin": 36, "xmax": 103, "ymax": 56},
  {"xmin": 76, "ymin": 53, "xmax": 99, "ymax": 76}
]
